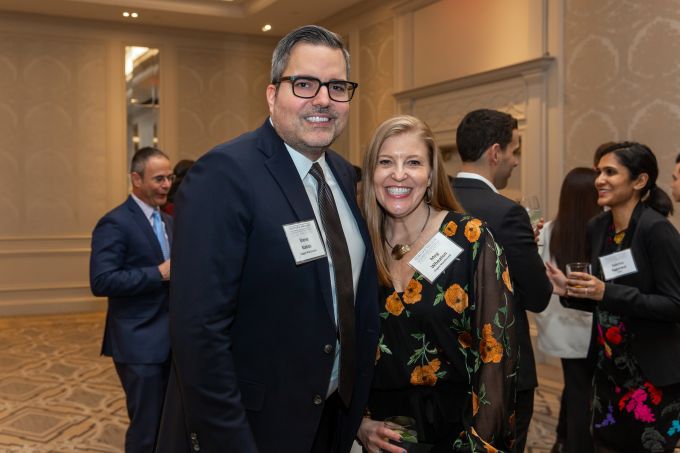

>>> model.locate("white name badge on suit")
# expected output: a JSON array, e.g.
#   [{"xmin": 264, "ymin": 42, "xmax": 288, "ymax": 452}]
[
  {"xmin": 409, "ymin": 232, "xmax": 464, "ymax": 283},
  {"xmin": 282, "ymin": 220, "xmax": 327, "ymax": 264},
  {"xmin": 599, "ymin": 249, "xmax": 638, "ymax": 281}
]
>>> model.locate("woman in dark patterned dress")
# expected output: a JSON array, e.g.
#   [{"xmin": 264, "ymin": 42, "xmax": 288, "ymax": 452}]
[
  {"xmin": 547, "ymin": 142, "xmax": 680, "ymax": 453},
  {"xmin": 356, "ymin": 115, "xmax": 517, "ymax": 453}
]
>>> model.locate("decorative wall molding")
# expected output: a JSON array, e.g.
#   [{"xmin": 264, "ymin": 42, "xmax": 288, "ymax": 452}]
[{"xmin": 395, "ymin": 56, "xmax": 555, "ymax": 207}]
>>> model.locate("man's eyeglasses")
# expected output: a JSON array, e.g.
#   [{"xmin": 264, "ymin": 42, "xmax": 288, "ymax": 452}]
[
  {"xmin": 150, "ymin": 174, "xmax": 176, "ymax": 184},
  {"xmin": 276, "ymin": 76, "xmax": 358, "ymax": 102}
]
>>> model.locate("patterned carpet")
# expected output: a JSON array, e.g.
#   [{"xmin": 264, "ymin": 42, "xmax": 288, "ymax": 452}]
[{"xmin": 0, "ymin": 312, "xmax": 561, "ymax": 452}]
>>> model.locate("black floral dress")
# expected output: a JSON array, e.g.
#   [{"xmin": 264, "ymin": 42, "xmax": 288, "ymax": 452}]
[
  {"xmin": 368, "ymin": 211, "xmax": 517, "ymax": 452},
  {"xmin": 591, "ymin": 222, "xmax": 680, "ymax": 452}
]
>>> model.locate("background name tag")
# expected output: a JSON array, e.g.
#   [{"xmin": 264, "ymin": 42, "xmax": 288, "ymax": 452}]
[
  {"xmin": 599, "ymin": 249, "xmax": 637, "ymax": 281},
  {"xmin": 409, "ymin": 232, "xmax": 463, "ymax": 283},
  {"xmin": 282, "ymin": 220, "xmax": 326, "ymax": 265}
]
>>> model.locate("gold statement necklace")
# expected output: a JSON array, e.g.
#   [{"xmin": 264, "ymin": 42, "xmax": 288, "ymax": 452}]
[{"xmin": 386, "ymin": 204, "xmax": 431, "ymax": 260}]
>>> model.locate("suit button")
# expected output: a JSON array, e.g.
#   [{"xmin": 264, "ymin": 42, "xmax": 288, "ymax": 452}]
[
  {"xmin": 323, "ymin": 344, "xmax": 333, "ymax": 354},
  {"xmin": 313, "ymin": 394, "xmax": 323, "ymax": 405},
  {"xmin": 190, "ymin": 432, "xmax": 200, "ymax": 451}
]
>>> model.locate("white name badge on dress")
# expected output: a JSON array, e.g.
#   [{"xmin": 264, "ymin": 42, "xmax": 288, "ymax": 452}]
[
  {"xmin": 409, "ymin": 232, "xmax": 464, "ymax": 284},
  {"xmin": 282, "ymin": 220, "xmax": 327, "ymax": 265},
  {"xmin": 598, "ymin": 249, "xmax": 638, "ymax": 281}
]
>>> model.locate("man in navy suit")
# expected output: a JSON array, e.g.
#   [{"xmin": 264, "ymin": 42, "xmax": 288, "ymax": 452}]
[
  {"xmin": 155, "ymin": 25, "xmax": 379, "ymax": 453},
  {"xmin": 451, "ymin": 109, "xmax": 552, "ymax": 452},
  {"xmin": 90, "ymin": 147, "xmax": 174, "ymax": 453}
]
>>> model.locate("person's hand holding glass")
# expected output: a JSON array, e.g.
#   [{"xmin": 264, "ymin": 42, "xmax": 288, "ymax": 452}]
[{"xmin": 545, "ymin": 261, "xmax": 605, "ymax": 301}]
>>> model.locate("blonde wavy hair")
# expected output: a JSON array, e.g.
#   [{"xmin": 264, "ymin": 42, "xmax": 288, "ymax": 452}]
[{"xmin": 361, "ymin": 115, "xmax": 461, "ymax": 286}]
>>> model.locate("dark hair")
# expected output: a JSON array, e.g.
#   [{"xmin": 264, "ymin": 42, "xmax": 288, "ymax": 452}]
[
  {"xmin": 455, "ymin": 109, "xmax": 518, "ymax": 162},
  {"xmin": 676, "ymin": 153, "xmax": 680, "ymax": 164},
  {"xmin": 595, "ymin": 141, "xmax": 673, "ymax": 216},
  {"xmin": 271, "ymin": 25, "xmax": 349, "ymax": 83},
  {"xmin": 130, "ymin": 147, "xmax": 169, "ymax": 176},
  {"xmin": 593, "ymin": 141, "xmax": 616, "ymax": 166},
  {"xmin": 168, "ymin": 159, "xmax": 195, "ymax": 203},
  {"xmin": 550, "ymin": 168, "xmax": 600, "ymax": 271}
]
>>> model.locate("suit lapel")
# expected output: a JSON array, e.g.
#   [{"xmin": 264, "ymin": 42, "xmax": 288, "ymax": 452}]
[
  {"xmin": 590, "ymin": 213, "xmax": 610, "ymax": 280},
  {"xmin": 126, "ymin": 196, "xmax": 165, "ymax": 263},
  {"xmin": 258, "ymin": 120, "xmax": 335, "ymax": 324}
]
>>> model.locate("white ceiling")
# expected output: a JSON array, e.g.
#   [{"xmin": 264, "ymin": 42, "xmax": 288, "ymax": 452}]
[{"xmin": 0, "ymin": 0, "xmax": 366, "ymax": 35}]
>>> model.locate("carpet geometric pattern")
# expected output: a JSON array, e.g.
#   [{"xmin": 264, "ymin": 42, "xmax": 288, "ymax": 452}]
[{"xmin": 0, "ymin": 312, "xmax": 565, "ymax": 452}]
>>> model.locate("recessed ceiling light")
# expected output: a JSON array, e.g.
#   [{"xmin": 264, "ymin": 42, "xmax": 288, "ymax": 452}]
[
  {"xmin": 262, "ymin": 24, "xmax": 272, "ymax": 32},
  {"xmin": 122, "ymin": 11, "xmax": 139, "ymax": 18},
  {"xmin": 122, "ymin": 11, "xmax": 130, "ymax": 17},
  {"xmin": 131, "ymin": 12, "xmax": 139, "ymax": 18}
]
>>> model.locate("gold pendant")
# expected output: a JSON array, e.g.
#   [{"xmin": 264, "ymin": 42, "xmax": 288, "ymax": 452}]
[{"xmin": 391, "ymin": 244, "xmax": 410, "ymax": 260}]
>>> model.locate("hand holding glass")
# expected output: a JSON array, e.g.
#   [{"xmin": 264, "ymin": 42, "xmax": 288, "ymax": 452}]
[
  {"xmin": 384, "ymin": 416, "xmax": 418, "ymax": 446},
  {"xmin": 566, "ymin": 262, "xmax": 592, "ymax": 290}
]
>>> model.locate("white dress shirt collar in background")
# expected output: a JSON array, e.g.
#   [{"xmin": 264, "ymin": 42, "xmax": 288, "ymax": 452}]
[{"xmin": 456, "ymin": 171, "xmax": 498, "ymax": 194}]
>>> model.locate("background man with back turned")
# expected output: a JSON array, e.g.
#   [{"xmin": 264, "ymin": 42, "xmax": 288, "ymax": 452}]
[
  {"xmin": 155, "ymin": 25, "xmax": 379, "ymax": 453},
  {"xmin": 89, "ymin": 147, "xmax": 173, "ymax": 453},
  {"xmin": 451, "ymin": 109, "xmax": 552, "ymax": 452}
]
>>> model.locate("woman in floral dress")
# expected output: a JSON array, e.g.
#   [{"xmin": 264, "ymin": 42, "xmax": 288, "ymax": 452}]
[
  {"xmin": 356, "ymin": 115, "xmax": 517, "ymax": 453},
  {"xmin": 547, "ymin": 142, "xmax": 680, "ymax": 453}
]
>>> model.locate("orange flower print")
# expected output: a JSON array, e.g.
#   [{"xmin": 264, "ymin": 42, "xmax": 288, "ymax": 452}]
[
  {"xmin": 445, "ymin": 284, "xmax": 468, "ymax": 313},
  {"xmin": 402, "ymin": 279, "xmax": 423, "ymax": 304},
  {"xmin": 443, "ymin": 221, "xmax": 458, "ymax": 237},
  {"xmin": 385, "ymin": 291, "xmax": 404, "ymax": 316},
  {"xmin": 472, "ymin": 390, "xmax": 479, "ymax": 416},
  {"xmin": 410, "ymin": 358, "xmax": 441, "ymax": 386},
  {"xmin": 480, "ymin": 323, "xmax": 503, "ymax": 363},
  {"xmin": 502, "ymin": 267, "xmax": 513, "ymax": 293},
  {"xmin": 458, "ymin": 331, "xmax": 472, "ymax": 348},
  {"xmin": 464, "ymin": 218, "xmax": 483, "ymax": 243}
]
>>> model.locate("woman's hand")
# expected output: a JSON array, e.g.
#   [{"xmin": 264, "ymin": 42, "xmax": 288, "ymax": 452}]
[
  {"xmin": 357, "ymin": 418, "xmax": 406, "ymax": 453},
  {"xmin": 566, "ymin": 272, "xmax": 605, "ymax": 301},
  {"xmin": 545, "ymin": 262, "xmax": 567, "ymax": 296}
]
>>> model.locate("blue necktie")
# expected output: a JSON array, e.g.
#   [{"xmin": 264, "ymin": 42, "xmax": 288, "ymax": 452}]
[{"xmin": 152, "ymin": 210, "xmax": 169, "ymax": 260}]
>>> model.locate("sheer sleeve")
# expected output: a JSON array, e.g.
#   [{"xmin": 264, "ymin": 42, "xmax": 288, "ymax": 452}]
[{"xmin": 454, "ymin": 227, "xmax": 518, "ymax": 452}]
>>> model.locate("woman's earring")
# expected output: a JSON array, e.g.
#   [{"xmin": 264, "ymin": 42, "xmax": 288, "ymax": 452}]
[{"xmin": 425, "ymin": 186, "xmax": 432, "ymax": 204}]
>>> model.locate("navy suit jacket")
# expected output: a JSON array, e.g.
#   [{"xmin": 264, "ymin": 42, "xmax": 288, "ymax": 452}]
[
  {"xmin": 90, "ymin": 195, "xmax": 172, "ymax": 364},
  {"xmin": 451, "ymin": 177, "xmax": 551, "ymax": 390},
  {"xmin": 588, "ymin": 203, "xmax": 680, "ymax": 387},
  {"xmin": 156, "ymin": 119, "xmax": 380, "ymax": 453}
]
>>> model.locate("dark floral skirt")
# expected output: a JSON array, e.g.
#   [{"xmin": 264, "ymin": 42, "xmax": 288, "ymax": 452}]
[{"xmin": 592, "ymin": 370, "xmax": 680, "ymax": 452}]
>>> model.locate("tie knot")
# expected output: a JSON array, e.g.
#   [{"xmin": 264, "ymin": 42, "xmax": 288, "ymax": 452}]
[{"xmin": 309, "ymin": 162, "xmax": 325, "ymax": 183}]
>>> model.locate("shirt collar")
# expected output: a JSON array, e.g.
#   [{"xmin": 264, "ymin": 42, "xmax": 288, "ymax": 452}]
[
  {"xmin": 131, "ymin": 193, "xmax": 159, "ymax": 220},
  {"xmin": 456, "ymin": 171, "xmax": 498, "ymax": 193},
  {"xmin": 284, "ymin": 142, "xmax": 328, "ymax": 180}
]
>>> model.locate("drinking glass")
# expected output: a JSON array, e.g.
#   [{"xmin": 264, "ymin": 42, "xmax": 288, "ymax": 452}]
[
  {"xmin": 566, "ymin": 262, "xmax": 592, "ymax": 289},
  {"xmin": 521, "ymin": 196, "xmax": 542, "ymax": 228},
  {"xmin": 384, "ymin": 416, "xmax": 418, "ymax": 448}
]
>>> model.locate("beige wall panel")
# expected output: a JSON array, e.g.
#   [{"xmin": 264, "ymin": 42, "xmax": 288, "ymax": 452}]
[
  {"xmin": 0, "ymin": 32, "xmax": 108, "ymax": 237},
  {"xmin": 176, "ymin": 46, "xmax": 271, "ymax": 160},
  {"xmin": 412, "ymin": 0, "xmax": 544, "ymax": 87},
  {"xmin": 565, "ymin": 0, "xmax": 680, "ymax": 226},
  {"xmin": 358, "ymin": 18, "xmax": 396, "ymax": 153}
]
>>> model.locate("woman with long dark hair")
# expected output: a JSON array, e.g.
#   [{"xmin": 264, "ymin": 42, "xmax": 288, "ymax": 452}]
[
  {"xmin": 547, "ymin": 142, "xmax": 680, "ymax": 453},
  {"xmin": 534, "ymin": 167, "xmax": 600, "ymax": 453}
]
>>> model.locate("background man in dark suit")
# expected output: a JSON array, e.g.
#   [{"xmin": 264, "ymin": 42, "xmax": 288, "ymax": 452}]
[
  {"xmin": 156, "ymin": 25, "xmax": 379, "ymax": 453},
  {"xmin": 451, "ymin": 109, "xmax": 552, "ymax": 452},
  {"xmin": 90, "ymin": 147, "xmax": 174, "ymax": 453}
]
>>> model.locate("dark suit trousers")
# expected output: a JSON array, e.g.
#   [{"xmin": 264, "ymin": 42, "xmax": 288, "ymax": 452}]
[
  {"xmin": 115, "ymin": 360, "xmax": 170, "ymax": 453},
  {"xmin": 514, "ymin": 388, "xmax": 534, "ymax": 453},
  {"xmin": 555, "ymin": 358, "xmax": 594, "ymax": 453}
]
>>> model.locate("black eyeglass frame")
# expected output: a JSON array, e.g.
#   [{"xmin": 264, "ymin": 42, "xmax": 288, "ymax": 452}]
[{"xmin": 276, "ymin": 76, "xmax": 359, "ymax": 102}]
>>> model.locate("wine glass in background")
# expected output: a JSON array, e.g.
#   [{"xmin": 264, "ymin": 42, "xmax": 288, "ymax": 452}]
[{"xmin": 521, "ymin": 196, "xmax": 542, "ymax": 229}]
